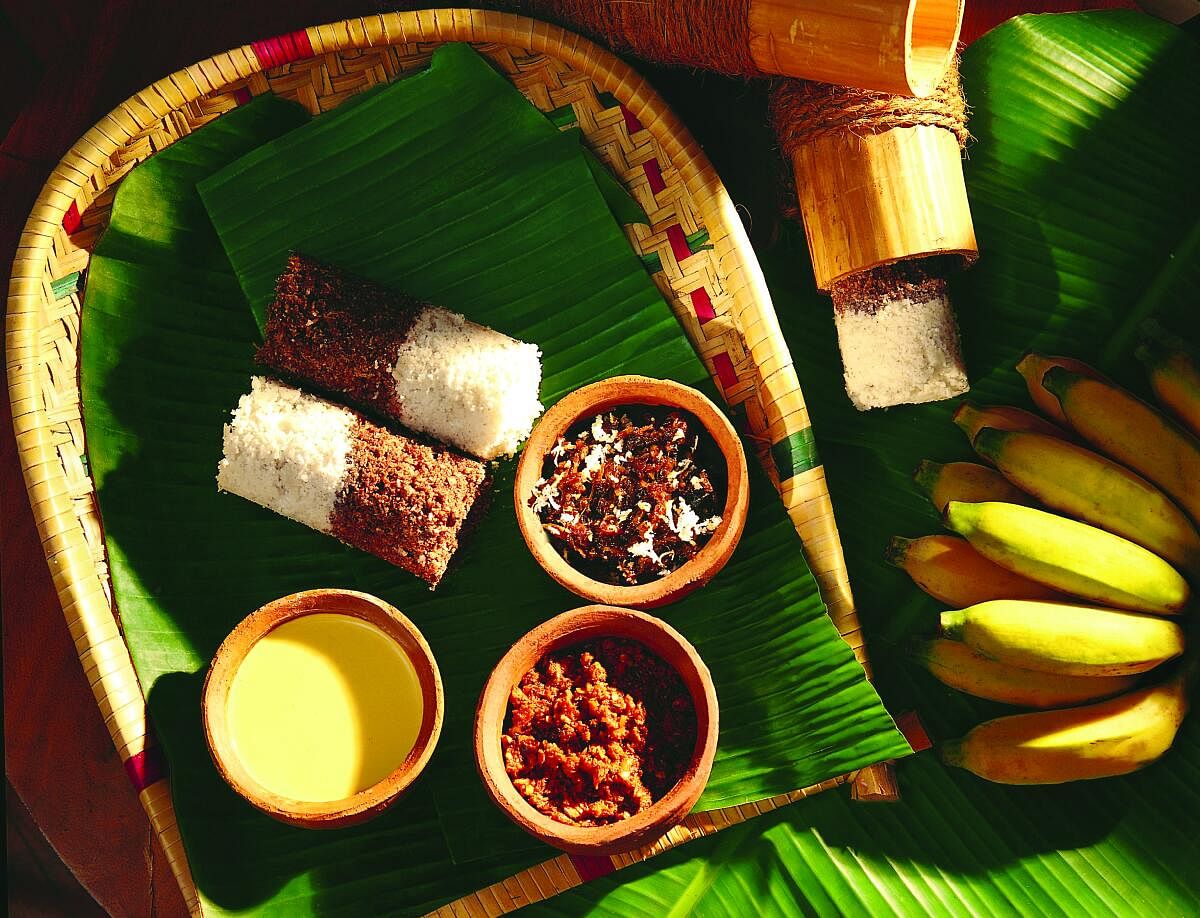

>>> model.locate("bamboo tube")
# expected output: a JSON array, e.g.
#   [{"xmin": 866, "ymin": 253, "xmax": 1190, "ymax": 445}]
[
  {"xmin": 773, "ymin": 67, "xmax": 978, "ymax": 411},
  {"xmin": 748, "ymin": 0, "xmax": 965, "ymax": 96},
  {"xmin": 793, "ymin": 125, "xmax": 976, "ymax": 291},
  {"xmin": 514, "ymin": 0, "xmax": 964, "ymax": 96}
]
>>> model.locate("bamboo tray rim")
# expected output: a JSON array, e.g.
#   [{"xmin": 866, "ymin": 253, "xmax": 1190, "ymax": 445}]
[{"xmin": 5, "ymin": 9, "xmax": 895, "ymax": 916}]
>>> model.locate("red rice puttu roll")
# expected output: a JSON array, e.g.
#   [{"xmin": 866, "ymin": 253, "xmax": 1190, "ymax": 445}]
[
  {"xmin": 257, "ymin": 254, "xmax": 543, "ymax": 461},
  {"xmin": 217, "ymin": 376, "xmax": 489, "ymax": 588}
]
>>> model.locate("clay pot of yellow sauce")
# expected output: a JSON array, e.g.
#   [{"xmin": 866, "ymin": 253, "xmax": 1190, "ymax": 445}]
[{"xmin": 203, "ymin": 590, "xmax": 443, "ymax": 829}]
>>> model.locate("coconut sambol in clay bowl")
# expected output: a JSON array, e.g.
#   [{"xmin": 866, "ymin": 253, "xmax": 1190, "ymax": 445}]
[
  {"xmin": 514, "ymin": 375, "xmax": 750, "ymax": 609},
  {"xmin": 474, "ymin": 605, "xmax": 719, "ymax": 856}
]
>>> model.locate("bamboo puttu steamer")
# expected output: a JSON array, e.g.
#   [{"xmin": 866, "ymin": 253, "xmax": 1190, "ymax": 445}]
[{"xmin": 508, "ymin": 0, "xmax": 977, "ymax": 800}]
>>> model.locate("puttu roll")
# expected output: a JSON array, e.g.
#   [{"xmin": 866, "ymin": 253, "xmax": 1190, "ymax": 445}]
[
  {"xmin": 217, "ymin": 376, "xmax": 489, "ymax": 587},
  {"xmin": 257, "ymin": 254, "xmax": 543, "ymax": 460}
]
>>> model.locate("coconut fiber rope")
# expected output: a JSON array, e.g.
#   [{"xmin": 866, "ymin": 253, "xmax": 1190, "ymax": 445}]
[
  {"xmin": 513, "ymin": 0, "xmax": 760, "ymax": 76},
  {"xmin": 771, "ymin": 60, "xmax": 971, "ymax": 153}
]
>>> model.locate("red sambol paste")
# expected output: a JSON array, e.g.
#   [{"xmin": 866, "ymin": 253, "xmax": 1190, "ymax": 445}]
[{"xmin": 502, "ymin": 637, "xmax": 697, "ymax": 826}]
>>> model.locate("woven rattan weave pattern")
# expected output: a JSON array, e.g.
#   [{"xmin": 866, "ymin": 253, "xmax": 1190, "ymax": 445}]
[{"xmin": 6, "ymin": 10, "xmax": 890, "ymax": 916}]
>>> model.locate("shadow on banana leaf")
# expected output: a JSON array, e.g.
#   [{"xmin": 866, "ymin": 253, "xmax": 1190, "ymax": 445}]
[{"xmin": 525, "ymin": 742, "xmax": 1193, "ymax": 917}]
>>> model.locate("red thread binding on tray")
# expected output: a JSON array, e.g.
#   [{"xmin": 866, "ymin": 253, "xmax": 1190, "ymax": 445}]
[
  {"xmin": 233, "ymin": 86, "xmax": 253, "ymax": 106},
  {"xmin": 690, "ymin": 287, "xmax": 716, "ymax": 325},
  {"xmin": 666, "ymin": 224, "xmax": 691, "ymax": 264},
  {"xmin": 251, "ymin": 29, "xmax": 315, "ymax": 70},
  {"xmin": 569, "ymin": 853, "xmax": 616, "ymax": 882},
  {"xmin": 711, "ymin": 352, "xmax": 738, "ymax": 390},
  {"xmin": 125, "ymin": 744, "xmax": 169, "ymax": 791},
  {"xmin": 643, "ymin": 159, "xmax": 666, "ymax": 195},
  {"xmin": 620, "ymin": 104, "xmax": 643, "ymax": 135},
  {"xmin": 895, "ymin": 710, "xmax": 932, "ymax": 753},
  {"xmin": 62, "ymin": 201, "xmax": 82, "ymax": 234}
]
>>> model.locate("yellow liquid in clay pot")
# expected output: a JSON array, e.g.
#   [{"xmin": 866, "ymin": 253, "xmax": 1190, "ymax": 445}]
[{"xmin": 226, "ymin": 613, "xmax": 423, "ymax": 803}]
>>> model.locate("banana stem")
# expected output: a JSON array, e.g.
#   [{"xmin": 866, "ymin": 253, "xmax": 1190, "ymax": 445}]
[
  {"xmin": 1040, "ymin": 366, "xmax": 1078, "ymax": 404},
  {"xmin": 912, "ymin": 460, "xmax": 943, "ymax": 498},
  {"xmin": 1135, "ymin": 339, "xmax": 1170, "ymax": 372},
  {"xmin": 939, "ymin": 737, "xmax": 965, "ymax": 767},
  {"xmin": 970, "ymin": 426, "xmax": 1010, "ymax": 461},
  {"xmin": 1139, "ymin": 319, "xmax": 1197, "ymax": 361},
  {"xmin": 951, "ymin": 401, "xmax": 981, "ymax": 437},
  {"xmin": 940, "ymin": 609, "xmax": 967, "ymax": 638},
  {"xmin": 885, "ymin": 535, "xmax": 914, "ymax": 567}
]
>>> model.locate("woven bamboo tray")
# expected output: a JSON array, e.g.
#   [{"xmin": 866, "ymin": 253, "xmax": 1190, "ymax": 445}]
[{"xmin": 6, "ymin": 9, "xmax": 896, "ymax": 916}]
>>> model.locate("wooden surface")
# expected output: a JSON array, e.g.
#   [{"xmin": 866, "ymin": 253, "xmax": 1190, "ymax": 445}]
[{"xmin": 0, "ymin": 1, "xmax": 1139, "ymax": 914}]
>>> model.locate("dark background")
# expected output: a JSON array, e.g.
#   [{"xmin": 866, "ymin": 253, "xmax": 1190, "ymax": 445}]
[{"xmin": 1, "ymin": 1, "xmax": 1146, "ymax": 914}]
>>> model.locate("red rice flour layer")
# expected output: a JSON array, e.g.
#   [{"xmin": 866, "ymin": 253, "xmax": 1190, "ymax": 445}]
[
  {"xmin": 257, "ymin": 253, "xmax": 543, "ymax": 460},
  {"xmin": 217, "ymin": 377, "xmax": 488, "ymax": 587}
]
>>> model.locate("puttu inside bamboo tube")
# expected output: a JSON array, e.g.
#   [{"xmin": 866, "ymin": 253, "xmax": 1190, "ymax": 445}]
[
  {"xmin": 772, "ymin": 65, "xmax": 978, "ymax": 411},
  {"xmin": 513, "ymin": 0, "xmax": 964, "ymax": 96}
]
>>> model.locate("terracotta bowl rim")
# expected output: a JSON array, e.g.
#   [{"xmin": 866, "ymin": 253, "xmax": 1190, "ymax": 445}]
[
  {"xmin": 473, "ymin": 604, "xmax": 719, "ymax": 856},
  {"xmin": 514, "ymin": 375, "xmax": 749, "ymax": 609},
  {"xmin": 202, "ymin": 588, "xmax": 444, "ymax": 829}
]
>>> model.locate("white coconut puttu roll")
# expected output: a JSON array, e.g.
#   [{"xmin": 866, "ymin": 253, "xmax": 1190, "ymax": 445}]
[{"xmin": 256, "ymin": 254, "xmax": 543, "ymax": 460}]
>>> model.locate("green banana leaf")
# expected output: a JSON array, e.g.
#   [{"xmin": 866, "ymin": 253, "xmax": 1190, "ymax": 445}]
[
  {"xmin": 526, "ymin": 10, "xmax": 1200, "ymax": 915},
  {"xmin": 79, "ymin": 43, "xmax": 908, "ymax": 916}
]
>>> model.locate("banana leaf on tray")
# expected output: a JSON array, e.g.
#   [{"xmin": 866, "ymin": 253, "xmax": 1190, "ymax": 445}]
[
  {"xmin": 79, "ymin": 43, "xmax": 909, "ymax": 916},
  {"xmin": 526, "ymin": 11, "xmax": 1200, "ymax": 915}
]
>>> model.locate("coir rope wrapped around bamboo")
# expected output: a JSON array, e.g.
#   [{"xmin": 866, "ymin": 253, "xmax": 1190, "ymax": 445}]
[
  {"xmin": 771, "ymin": 63, "xmax": 978, "ymax": 411},
  {"xmin": 511, "ymin": 0, "xmax": 965, "ymax": 95}
]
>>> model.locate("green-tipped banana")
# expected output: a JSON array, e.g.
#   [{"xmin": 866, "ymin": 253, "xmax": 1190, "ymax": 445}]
[
  {"xmin": 940, "ymin": 601, "xmax": 1184, "ymax": 676},
  {"xmin": 1137, "ymin": 335, "xmax": 1200, "ymax": 439},
  {"xmin": 941, "ymin": 665, "xmax": 1191, "ymax": 784},
  {"xmin": 972, "ymin": 428, "xmax": 1200, "ymax": 581},
  {"xmin": 1042, "ymin": 367, "xmax": 1200, "ymax": 525},
  {"xmin": 913, "ymin": 460, "xmax": 1033, "ymax": 513},
  {"xmin": 944, "ymin": 501, "xmax": 1189, "ymax": 615},
  {"xmin": 952, "ymin": 401, "xmax": 1067, "ymax": 446},
  {"xmin": 1015, "ymin": 353, "xmax": 1105, "ymax": 425},
  {"xmin": 914, "ymin": 639, "xmax": 1137, "ymax": 708},
  {"xmin": 888, "ymin": 535, "xmax": 1062, "ymax": 607}
]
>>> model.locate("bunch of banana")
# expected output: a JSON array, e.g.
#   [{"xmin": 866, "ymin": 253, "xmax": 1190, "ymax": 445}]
[{"xmin": 889, "ymin": 341, "xmax": 1200, "ymax": 784}]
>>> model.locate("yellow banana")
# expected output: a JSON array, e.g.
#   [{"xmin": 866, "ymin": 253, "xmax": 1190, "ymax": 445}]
[
  {"xmin": 940, "ymin": 665, "xmax": 1192, "ymax": 784},
  {"xmin": 972, "ymin": 428, "xmax": 1200, "ymax": 581},
  {"xmin": 914, "ymin": 639, "xmax": 1137, "ymax": 708},
  {"xmin": 953, "ymin": 401, "xmax": 1067, "ymax": 446},
  {"xmin": 1041, "ymin": 367, "xmax": 1200, "ymax": 525},
  {"xmin": 1015, "ymin": 353, "xmax": 1106, "ymax": 425},
  {"xmin": 1137, "ymin": 337, "xmax": 1200, "ymax": 439},
  {"xmin": 913, "ymin": 460, "xmax": 1033, "ymax": 513},
  {"xmin": 945, "ymin": 501, "xmax": 1189, "ymax": 615},
  {"xmin": 939, "ymin": 600, "xmax": 1184, "ymax": 677},
  {"xmin": 887, "ymin": 535, "xmax": 1062, "ymax": 607}
]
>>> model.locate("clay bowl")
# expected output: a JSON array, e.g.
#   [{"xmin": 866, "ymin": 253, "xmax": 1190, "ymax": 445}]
[
  {"xmin": 515, "ymin": 375, "xmax": 749, "ymax": 608},
  {"xmin": 474, "ymin": 605, "xmax": 719, "ymax": 856},
  {"xmin": 203, "ymin": 589, "xmax": 443, "ymax": 829}
]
